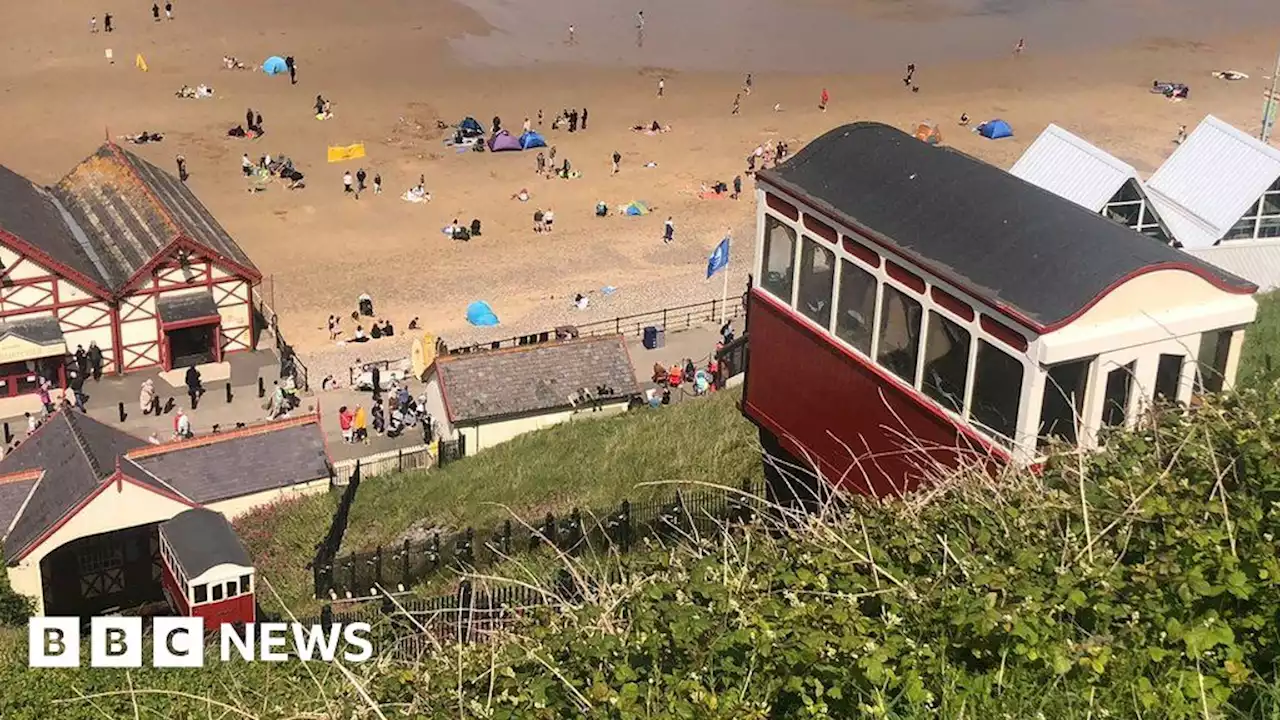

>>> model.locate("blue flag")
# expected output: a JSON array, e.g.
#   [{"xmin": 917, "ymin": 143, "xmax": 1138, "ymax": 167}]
[{"xmin": 706, "ymin": 236, "xmax": 730, "ymax": 278}]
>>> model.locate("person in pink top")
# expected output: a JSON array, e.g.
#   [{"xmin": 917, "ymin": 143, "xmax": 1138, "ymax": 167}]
[{"xmin": 339, "ymin": 405, "xmax": 354, "ymax": 443}]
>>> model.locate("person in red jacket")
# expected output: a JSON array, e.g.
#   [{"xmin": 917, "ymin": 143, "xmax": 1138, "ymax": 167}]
[{"xmin": 339, "ymin": 405, "xmax": 354, "ymax": 443}]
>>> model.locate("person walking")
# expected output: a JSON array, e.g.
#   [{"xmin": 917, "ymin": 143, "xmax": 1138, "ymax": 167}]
[
  {"xmin": 185, "ymin": 364, "xmax": 202, "ymax": 409},
  {"xmin": 74, "ymin": 344, "xmax": 88, "ymax": 377},
  {"xmin": 731, "ymin": 93, "xmax": 741, "ymax": 115},
  {"xmin": 242, "ymin": 153, "xmax": 252, "ymax": 176},
  {"xmin": 523, "ymin": 116, "xmax": 531, "ymax": 134},
  {"xmin": 743, "ymin": 73, "xmax": 752, "ymax": 95},
  {"xmin": 152, "ymin": 3, "xmax": 160, "ymax": 21},
  {"xmin": 732, "ymin": 174, "xmax": 742, "ymax": 200},
  {"xmin": 1013, "ymin": 37, "xmax": 1025, "ymax": 55},
  {"xmin": 245, "ymin": 107, "xmax": 254, "ymax": 131},
  {"xmin": 68, "ymin": 370, "xmax": 86, "ymax": 412},
  {"xmin": 819, "ymin": 87, "xmax": 829, "ymax": 112},
  {"xmin": 104, "ymin": 13, "xmax": 113, "ymax": 32},
  {"xmin": 356, "ymin": 168, "xmax": 367, "ymax": 198},
  {"xmin": 612, "ymin": 150, "xmax": 621, "ymax": 174},
  {"xmin": 164, "ymin": 1, "xmax": 172, "ymax": 20},
  {"xmin": 90, "ymin": 15, "xmax": 97, "ymax": 32},
  {"xmin": 581, "ymin": 107, "xmax": 588, "ymax": 130},
  {"xmin": 175, "ymin": 154, "xmax": 187, "ymax": 182},
  {"xmin": 87, "ymin": 341, "xmax": 104, "ymax": 380},
  {"xmin": 373, "ymin": 172, "xmax": 382, "ymax": 195},
  {"xmin": 657, "ymin": 77, "xmax": 665, "ymax": 98},
  {"xmin": 663, "ymin": 216, "xmax": 675, "ymax": 244},
  {"xmin": 286, "ymin": 55, "xmax": 296, "ymax": 84},
  {"xmin": 343, "ymin": 170, "xmax": 354, "ymax": 195},
  {"xmin": 636, "ymin": 9, "xmax": 644, "ymax": 28},
  {"xmin": 568, "ymin": 24, "xmax": 575, "ymax": 44}
]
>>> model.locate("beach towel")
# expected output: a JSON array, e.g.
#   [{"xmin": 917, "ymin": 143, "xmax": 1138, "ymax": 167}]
[
  {"xmin": 135, "ymin": 53, "xmax": 148, "ymax": 72},
  {"xmin": 327, "ymin": 143, "xmax": 366, "ymax": 163}
]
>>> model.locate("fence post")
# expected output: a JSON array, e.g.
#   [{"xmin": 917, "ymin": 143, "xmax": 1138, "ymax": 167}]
[
  {"xmin": 320, "ymin": 605, "xmax": 333, "ymax": 632},
  {"xmin": 458, "ymin": 580, "xmax": 474, "ymax": 643},
  {"xmin": 457, "ymin": 528, "xmax": 474, "ymax": 567},
  {"xmin": 397, "ymin": 448, "xmax": 404, "ymax": 472},
  {"xmin": 374, "ymin": 545, "xmax": 383, "ymax": 588},
  {"xmin": 347, "ymin": 555, "xmax": 357, "ymax": 597},
  {"xmin": 544, "ymin": 512, "xmax": 558, "ymax": 548},
  {"xmin": 620, "ymin": 500, "xmax": 632, "ymax": 553},
  {"xmin": 401, "ymin": 538, "xmax": 411, "ymax": 589},
  {"xmin": 565, "ymin": 508, "xmax": 582, "ymax": 554},
  {"xmin": 501, "ymin": 519, "xmax": 512, "ymax": 556},
  {"xmin": 430, "ymin": 532, "xmax": 440, "ymax": 572}
]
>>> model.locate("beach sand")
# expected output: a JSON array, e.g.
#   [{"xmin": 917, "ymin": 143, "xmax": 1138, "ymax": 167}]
[{"xmin": 1, "ymin": 0, "xmax": 1278, "ymax": 382}]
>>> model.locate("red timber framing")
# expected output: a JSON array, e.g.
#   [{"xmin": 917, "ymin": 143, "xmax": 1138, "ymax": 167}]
[{"xmin": 0, "ymin": 241, "xmax": 117, "ymax": 377}]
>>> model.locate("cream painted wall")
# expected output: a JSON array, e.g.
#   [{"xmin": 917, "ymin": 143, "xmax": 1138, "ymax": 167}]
[
  {"xmin": 205, "ymin": 477, "xmax": 330, "ymax": 520},
  {"xmin": 423, "ymin": 377, "xmax": 453, "ymax": 439},
  {"xmin": 214, "ymin": 279, "xmax": 252, "ymax": 352},
  {"xmin": 57, "ymin": 280, "xmax": 94, "ymax": 303},
  {"xmin": 8, "ymin": 479, "xmax": 191, "ymax": 614},
  {"xmin": 1069, "ymin": 270, "xmax": 1239, "ymax": 329},
  {"xmin": 457, "ymin": 400, "xmax": 631, "ymax": 453},
  {"xmin": 1, "ymin": 283, "xmax": 55, "ymax": 310}
]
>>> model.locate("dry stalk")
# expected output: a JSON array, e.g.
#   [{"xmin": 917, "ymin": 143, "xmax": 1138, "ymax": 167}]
[
  {"xmin": 1204, "ymin": 435, "xmax": 1238, "ymax": 559},
  {"xmin": 860, "ymin": 516, "xmax": 881, "ymax": 590},
  {"xmin": 54, "ymin": 690, "xmax": 261, "ymax": 718},
  {"xmin": 373, "ymin": 582, "xmax": 444, "ymax": 655},
  {"xmin": 260, "ymin": 576, "xmax": 349, "ymax": 719},
  {"xmin": 936, "ymin": 534, "xmax": 971, "ymax": 581}
]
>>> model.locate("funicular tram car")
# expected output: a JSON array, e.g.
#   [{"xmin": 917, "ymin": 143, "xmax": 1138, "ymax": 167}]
[
  {"xmin": 159, "ymin": 508, "xmax": 256, "ymax": 630},
  {"xmin": 743, "ymin": 122, "xmax": 1259, "ymax": 503}
]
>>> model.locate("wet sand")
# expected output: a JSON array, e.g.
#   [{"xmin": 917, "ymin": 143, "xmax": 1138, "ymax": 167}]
[{"xmin": 0, "ymin": 0, "xmax": 1277, "ymax": 384}]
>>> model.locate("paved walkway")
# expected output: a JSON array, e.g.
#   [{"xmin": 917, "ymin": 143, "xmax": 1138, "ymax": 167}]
[{"xmin": 626, "ymin": 318, "xmax": 739, "ymax": 403}]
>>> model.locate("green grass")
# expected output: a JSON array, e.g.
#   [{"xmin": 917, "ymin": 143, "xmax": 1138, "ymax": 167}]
[
  {"xmin": 236, "ymin": 389, "xmax": 761, "ymax": 614},
  {"xmin": 1239, "ymin": 290, "xmax": 1280, "ymax": 389}
]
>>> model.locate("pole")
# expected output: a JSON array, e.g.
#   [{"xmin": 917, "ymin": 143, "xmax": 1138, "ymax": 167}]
[
  {"xmin": 1264, "ymin": 45, "xmax": 1280, "ymax": 143},
  {"xmin": 720, "ymin": 258, "xmax": 729, "ymax": 325}
]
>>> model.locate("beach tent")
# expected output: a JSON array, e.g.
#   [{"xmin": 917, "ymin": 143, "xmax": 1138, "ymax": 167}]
[
  {"xmin": 466, "ymin": 301, "xmax": 500, "ymax": 327},
  {"xmin": 262, "ymin": 56, "xmax": 288, "ymax": 75},
  {"xmin": 624, "ymin": 201, "xmax": 650, "ymax": 216},
  {"xmin": 488, "ymin": 130, "xmax": 522, "ymax": 152},
  {"xmin": 978, "ymin": 119, "xmax": 1013, "ymax": 140},
  {"xmin": 913, "ymin": 121, "xmax": 941, "ymax": 146},
  {"xmin": 459, "ymin": 116, "xmax": 484, "ymax": 137},
  {"xmin": 519, "ymin": 131, "xmax": 546, "ymax": 150}
]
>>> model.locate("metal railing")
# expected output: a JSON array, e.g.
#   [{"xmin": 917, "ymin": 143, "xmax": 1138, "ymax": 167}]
[
  {"xmin": 332, "ymin": 445, "xmax": 434, "ymax": 481},
  {"xmin": 255, "ymin": 286, "xmax": 311, "ymax": 391}
]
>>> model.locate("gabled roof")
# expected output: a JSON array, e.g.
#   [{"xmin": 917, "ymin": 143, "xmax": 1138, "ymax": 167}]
[
  {"xmin": 1185, "ymin": 240, "xmax": 1280, "ymax": 293},
  {"xmin": 52, "ymin": 143, "xmax": 260, "ymax": 292},
  {"xmin": 1009, "ymin": 124, "xmax": 1141, "ymax": 212},
  {"xmin": 433, "ymin": 335, "xmax": 641, "ymax": 423},
  {"xmin": 126, "ymin": 415, "xmax": 330, "ymax": 504},
  {"xmin": 160, "ymin": 508, "xmax": 252, "ymax": 578},
  {"xmin": 1145, "ymin": 115, "xmax": 1280, "ymax": 250},
  {"xmin": 0, "ymin": 411, "xmax": 147, "ymax": 562},
  {"xmin": 757, "ymin": 122, "xmax": 1257, "ymax": 332},
  {"xmin": 0, "ymin": 165, "xmax": 112, "ymax": 294}
]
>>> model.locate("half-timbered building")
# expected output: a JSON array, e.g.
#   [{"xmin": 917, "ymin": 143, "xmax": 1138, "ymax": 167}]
[{"xmin": 0, "ymin": 143, "xmax": 260, "ymax": 415}]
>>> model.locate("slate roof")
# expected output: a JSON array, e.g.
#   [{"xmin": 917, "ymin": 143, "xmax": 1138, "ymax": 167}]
[
  {"xmin": 0, "ymin": 164, "xmax": 109, "ymax": 290},
  {"xmin": 158, "ymin": 291, "xmax": 219, "ymax": 325},
  {"xmin": 0, "ymin": 411, "xmax": 147, "ymax": 562},
  {"xmin": 434, "ymin": 335, "xmax": 641, "ymax": 423},
  {"xmin": 160, "ymin": 508, "xmax": 252, "ymax": 577},
  {"xmin": 1145, "ymin": 115, "xmax": 1280, "ymax": 250},
  {"xmin": 52, "ymin": 144, "xmax": 259, "ymax": 292},
  {"xmin": 758, "ymin": 122, "xmax": 1257, "ymax": 331},
  {"xmin": 127, "ymin": 416, "xmax": 330, "ymax": 505},
  {"xmin": 0, "ymin": 316, "xmax": 66, "ymax": 346}
]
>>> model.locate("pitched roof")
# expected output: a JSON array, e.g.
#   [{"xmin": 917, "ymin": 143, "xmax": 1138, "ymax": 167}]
[
  {"xmin": 160, "ymin": 508, "xmax": 252, "ymax": 577},
  {"xmin": 1185, "ymin": 239, "xmax": 1280, "ymax": 293},
  {"xmin": 1009, "ymin": 124, "xmax": 1141, "ymax": 212},
  {"xmin": 0, "ymin": 164, "xmax": 110, "ymax": 291},
  {"xmin": 126, "ymin": 416, "xmax": 330, "ymax": 504},
  {"xmin": 0, "ymin": 411, "xmax": 146, "ymax": 562},
  {"xmin": 52, "ymin": 144, "xmax": 259, "ymax": 292},
  {"xmin": 758, "ymin": 122, "xmax": 1256, "ymax": 332},
  {"xmin": 1145, "ymin": 115, "xmax": 1280, "ymax": 250},
  {"xmin": 434, "ymin": 335, "xmax": 641, "ymax": 423},
  {"xmin": 0, "ymin": 316, "xmax": 65, "ymax": 347}
]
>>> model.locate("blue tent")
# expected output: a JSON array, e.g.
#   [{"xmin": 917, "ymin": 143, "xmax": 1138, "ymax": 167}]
[
  {"xmin": 519, "ymin": 131, "xmax": 546, "ymax": 150},
  {"xmin": 466, "ymin": 301, "xmax": 499, "ymax": 327},
  {"xmin": 262, "ymin": 56, "xmax": 288, "ymax": 75},
  {"xmin": 459, "ymin": 116, "xmax": 484, "ymax": 137},
  {"xmin": 978, "ymin": 119, "xmax": 1013, "ymax": 139}
]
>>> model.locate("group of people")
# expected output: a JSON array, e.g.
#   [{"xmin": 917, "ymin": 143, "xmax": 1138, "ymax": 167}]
[
  {"xmin": 548, "ymin": 108, "xmax": 588, "ymax": 132},
  {"xmin": 342, "ymin": 168, "xmax": 381, "ymax": 198},
  {"xmin": 338, "ymin": 383, "xmax": 434, "ymax": 444}
]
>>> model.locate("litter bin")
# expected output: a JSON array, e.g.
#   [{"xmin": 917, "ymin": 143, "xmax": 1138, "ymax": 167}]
[{"xmin": 642, "ymin": 326, "xmax": 658, "ymax": 350}]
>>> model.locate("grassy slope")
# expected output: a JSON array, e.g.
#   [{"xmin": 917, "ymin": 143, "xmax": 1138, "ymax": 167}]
[
  {"xmin": 1238, "ymin": 290, "xmax": 1280, "ymax": 388},
  {"xmin": 238, "ymin": 389, "xmax": 760, "ymax": 613}
]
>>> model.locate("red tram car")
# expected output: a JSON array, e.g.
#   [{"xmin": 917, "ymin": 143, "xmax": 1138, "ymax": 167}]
[
  {"xmin": 743, "ymin": 122, "xmax": 1258, "ymax": 504},
  {"xmin": 159, "ymin": 508, "xmax": 256, "ymax": 630}
]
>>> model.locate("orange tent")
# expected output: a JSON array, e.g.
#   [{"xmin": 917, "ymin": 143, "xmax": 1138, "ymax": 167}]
[{"xmin": 913, "ymin": 122, "xmax": 942, "ymax": 146}]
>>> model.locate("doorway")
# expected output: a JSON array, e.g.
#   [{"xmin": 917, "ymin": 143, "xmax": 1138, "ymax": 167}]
[{"xmin": 165, "ymin": 323, "xmax": 219, "ymax": 369}]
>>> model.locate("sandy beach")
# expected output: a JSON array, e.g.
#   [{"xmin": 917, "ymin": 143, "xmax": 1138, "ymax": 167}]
[{"xmin": 1, "ymin": 0, "xmax": 1278, "ymax": 382}]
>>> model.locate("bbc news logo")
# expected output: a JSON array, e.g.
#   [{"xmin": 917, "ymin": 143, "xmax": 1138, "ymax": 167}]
[{"xmin": 29, "ymin": 617, "xmax": 373, "ymax": 668}]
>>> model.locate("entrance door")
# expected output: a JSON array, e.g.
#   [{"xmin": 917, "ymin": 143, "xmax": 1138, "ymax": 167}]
[
  {"xmin": 165, "ymin": 323, "xmax": 220, "ymax": 369},
  {"xmin": 40, "ymin": 525, "xmax": 166, "ymax": 618}
]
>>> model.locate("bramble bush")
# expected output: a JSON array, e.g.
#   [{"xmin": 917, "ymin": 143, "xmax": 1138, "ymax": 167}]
[{"xmin": 7, "ymin": 383, "xmax": 1280, "ymax": 718}]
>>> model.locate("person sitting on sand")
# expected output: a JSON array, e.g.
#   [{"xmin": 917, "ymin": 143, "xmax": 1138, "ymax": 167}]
[
  {"xmin": 408, "ymin": 317, "xmax": 420, "ymax": 330},
  {"xmin": 958, "ymin": 112, "xmax": 970, "ymax": 126},
  {"xmin": 596, "ymin": 200, "xmax": 608, "ymax": 217},
  {"xmin": 370, "ymin": 321, "xmax": 383, "ymax": 340},
  {"xmin": 352, "ymin": 325, "xmax": 369, "ymax": 343},
  {"xmin": 512, "ymin": 188, "xmax": 530, "ymax": 202},
  {"xmin": 381, "ymin": 319, "xmax": 395, "ymax": 336}
]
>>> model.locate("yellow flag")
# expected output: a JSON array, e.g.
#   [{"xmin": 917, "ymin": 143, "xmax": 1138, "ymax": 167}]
[
  {"xmin": 326, "ymin": 143, "xmax": 366, "ymax": 163},
  {"xmin": 135, "ymin": 53, "xmax": 148, "ymax": 72}
]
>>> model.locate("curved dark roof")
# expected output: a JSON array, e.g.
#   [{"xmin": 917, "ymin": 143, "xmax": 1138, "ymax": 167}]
[
  {"xmin": 161, "ymin": 508, "xmax": 251, "ymax": 577},
  {"xmin": 758, "ymin": 122, "xmax": 1257, "ymax": 331}
]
